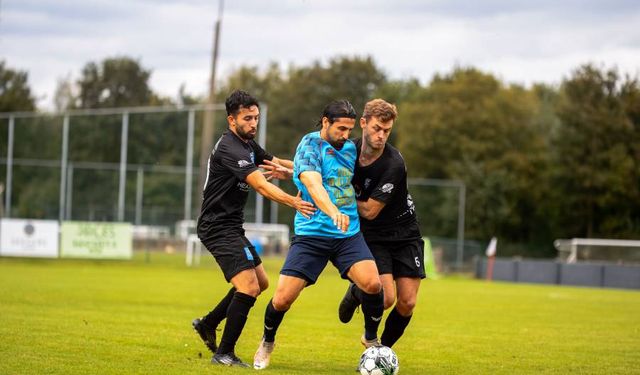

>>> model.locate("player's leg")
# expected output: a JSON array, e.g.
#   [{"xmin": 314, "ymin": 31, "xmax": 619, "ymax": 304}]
[
  {"xmin": 254, "ymin": 275, "xmax": 307, "ymax": 370},
  {"xmin": 338, "ymin": 240, "xmax": 393, "ymax": 323},
  {"xmin": 193, "ymin": 286, "xmax": 235, "ymax": 353},
  {"xmin": 255, "ymin": 236, "xmax": 327, "ymax": 370},
  {"xmin": 379, "ymin": 273, "xmax": 397, "ymax": 310},
  {"xmin": 211, "ymin": 238, "xmax": 263, "ymax": 367},
  {"xmin": 348, "ymin": 260, "xmax": 384, "ymax": 346},
  {"xmin": 337, "ymin": 233, "xmax": 384, "ymax": 347},
  {"xmin": 381, "ymin": 277, "xmax": 420, "ymax": 347},
  {"xmin": 380, "ymin": 234, "xmax": 425, "ymax": 348}
]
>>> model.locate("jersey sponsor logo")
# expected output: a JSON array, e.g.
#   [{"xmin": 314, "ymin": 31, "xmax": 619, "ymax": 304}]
[
  {"xmin": 238, "ymin": 159, "xmax": 251, "ymax": 168},
  {"xmin": 407, "ymin": 193, "xmax": 415, "ymax": 213},
  {"xmin": 237, "ymin": 182, "xmax": 250, "ymax": 192},
  {"xmin": 381, "ymin": 183, "xmax": 394, "ymax": 194}
]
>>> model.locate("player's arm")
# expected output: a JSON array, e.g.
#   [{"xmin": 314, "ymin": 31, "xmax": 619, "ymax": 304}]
[
  {"xmin": 245, "ymin": 170, "xmax": 315, "ymax": 218},
  {"xmin": 357, "ymin": 198, "xmax": 386, "ymax": 220},
  {"xmin": 270, "ymin": 157, "xmax": 293, "ymax": 170},
  {"xmin": 299, "ymin": 171, "xmax": 349, "ymax": 232}
]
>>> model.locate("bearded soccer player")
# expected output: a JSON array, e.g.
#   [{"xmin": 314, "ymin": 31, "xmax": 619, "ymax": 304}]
[
  {"xmin": 192, "ymin": 90, "xmax": 315, "ymax": 367},
  {"xmin": 253, "ymin": 100, "xmax": 385, "ymax": 370},
  {"xmin": 338, "ymin": 98, "xmax": 426, "ymax": 349}
]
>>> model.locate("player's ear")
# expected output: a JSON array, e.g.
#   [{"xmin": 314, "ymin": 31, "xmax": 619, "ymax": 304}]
[
  {"xmin": 321, "ymin": 116, "xmax": 331, "ymax": 129},
  {"xmin": 360, "ymin": 117, "xmax": 366, "ymax": 128},
  {"xmin": 227, "ymin": 115, "xmax": 235, "ymax": 127}
]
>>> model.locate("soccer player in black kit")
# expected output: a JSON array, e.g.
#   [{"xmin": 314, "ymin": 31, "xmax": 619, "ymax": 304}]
[
  {"xmin": 193, "ymin": 90, "xmax": 315, "ymax": 367},
  {"xmin": 338, "ymin": 99, "xmax": 426, "ymax": 349}
]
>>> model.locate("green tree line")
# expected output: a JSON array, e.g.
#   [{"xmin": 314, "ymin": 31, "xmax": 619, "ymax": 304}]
[{"xmin": 1, "ymin": 57, "xmax": 638, "ymax": 256}]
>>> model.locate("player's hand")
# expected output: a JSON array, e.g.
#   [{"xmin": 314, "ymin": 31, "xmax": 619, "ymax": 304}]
[
  {"xmin": 260, "ymin": 159, "xmax": 293, "ymax": 181},
  {"xmin": 332, "ymin": 212, "xmax": 350, "ymax": 233},
  {"xmin": 292, "ymin": 191, "xmax": 316, "ymax": 219}
]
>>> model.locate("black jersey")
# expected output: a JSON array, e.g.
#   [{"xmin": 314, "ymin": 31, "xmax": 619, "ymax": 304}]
[
  {"xmin": 352, "ymin": 138, "xmax": 417, "ymax": 234},
  {"xmin": 198, "ymin": 130, "xmax": 273, "ymax": 236}
]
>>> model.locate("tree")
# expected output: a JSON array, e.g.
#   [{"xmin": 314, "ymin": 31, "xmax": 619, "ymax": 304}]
[
  {"xmin": 0, "ymin": 60, "xmax": 36, "ymax": 112},
  {"xmin": 76, "ymin": 57, "xmax": 152, "ymax": 109},
  {"xmin": 396, "ymin": 68, "xmax": 551, "ymax": 248},
  {"xmin": 553, "ymin": 64, "xmax": 640, "ymax": 238}
]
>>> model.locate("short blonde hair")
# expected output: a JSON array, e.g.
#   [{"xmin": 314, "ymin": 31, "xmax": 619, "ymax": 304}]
[{"xmin": 362, "ymin": 99, "xmax": 397, "ymax": 123}]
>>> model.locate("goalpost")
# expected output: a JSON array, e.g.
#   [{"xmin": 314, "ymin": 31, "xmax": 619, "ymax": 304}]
[{"xmin": 554, "ymin": 238, "xmax": 640, "ymax": 264}]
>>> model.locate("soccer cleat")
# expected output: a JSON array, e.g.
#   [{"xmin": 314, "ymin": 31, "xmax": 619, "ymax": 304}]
[
  {"xmin": 192, "ymin": 318, "xmax": 217, "ymax": 354},
  {"xmin": 211, "ymin": 352, "xmax": 250, "ymax": 367},
  {"xmin": 338, "ymin": 283, "xmax": 361, "ymax": 323},
  {"xmin": 253, "ymin": 337, "xmax": 275, "ymax": 370},
  {"xmin": 361, "ymin": 334, "xmax": 382, "ymax": 348}
]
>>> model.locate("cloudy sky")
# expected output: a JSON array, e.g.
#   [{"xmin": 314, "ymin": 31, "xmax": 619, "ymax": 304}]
[{"xmin": 2, "ymin": 0, "xmax": 640, "ymax": 109}]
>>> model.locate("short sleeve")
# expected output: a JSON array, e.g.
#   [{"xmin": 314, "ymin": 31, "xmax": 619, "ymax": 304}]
[
  {"xmin": 369, "ymin": 163, "xmax": 405, "ymax": 204},
  {"xmin": 218, "ymin": 141, "xmax": 258, "ymax": 181},
  {"xmin": 294, "ymin": 136, "xmax": 323, "ymax": 174},
  {"xmin": 250, "ymin": 140, "xmax": 273, "ymax": 166}
]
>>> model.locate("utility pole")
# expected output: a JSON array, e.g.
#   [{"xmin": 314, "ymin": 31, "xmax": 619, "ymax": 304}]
[{"xmin": 198, "ymin": 0, "xmax": 224, "ymax": 201}]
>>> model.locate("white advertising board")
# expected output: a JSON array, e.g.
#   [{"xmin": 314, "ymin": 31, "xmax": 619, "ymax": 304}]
[{"xmin": 0, "ymin": 219, "xmax": 59, "ymax": 258}]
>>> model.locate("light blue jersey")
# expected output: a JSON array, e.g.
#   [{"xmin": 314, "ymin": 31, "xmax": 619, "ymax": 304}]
[{"xmin": 293, "ymin": 131, "xmax": 359, "ymax": 237}]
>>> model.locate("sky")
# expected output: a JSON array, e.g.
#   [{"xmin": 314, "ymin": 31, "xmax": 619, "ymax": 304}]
[{"xmin": 2, "ymin": 0, "xmax": 640, "ymax": 109}]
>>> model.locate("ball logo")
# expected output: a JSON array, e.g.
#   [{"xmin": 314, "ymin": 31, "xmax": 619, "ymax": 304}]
[
  {"xmin": 381, "ymin": 183, "xmax": 394, "ymax": 194},
  {"xmin": 24, "ymin": 223, "xmax": 35, "ymax": 236}
]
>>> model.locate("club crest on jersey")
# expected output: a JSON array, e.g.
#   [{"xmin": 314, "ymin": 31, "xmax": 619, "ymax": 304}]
[
  {"xmin": 326, "ymin": 148, "xmax": 335, "ymax": 156},
  {"xmin": 238, "ymin": 160, "xmax": 251, "ymax": 168},
  {"xmin": 364, "ymin": 178, "xmax": 371, "ymax": 189},
  {"xmin": 381, "ymin": 183, "xmax": 394, "ymax": 194}
]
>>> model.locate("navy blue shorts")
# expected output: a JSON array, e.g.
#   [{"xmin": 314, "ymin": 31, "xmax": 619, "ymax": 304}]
[{"xmin": 280, "ymin": 232, "xmax": 374, "ymax": 285}]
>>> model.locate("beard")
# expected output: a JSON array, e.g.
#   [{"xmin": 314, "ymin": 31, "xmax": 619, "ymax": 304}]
[{"xmin": 236, "ymin": 127, "xmax": 256, "ymax": 141}]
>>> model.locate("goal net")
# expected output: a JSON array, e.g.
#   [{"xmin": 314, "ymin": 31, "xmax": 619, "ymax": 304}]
[{"xmin": 554, "ymin": 238, "xmax": 640, "ymax": 264}]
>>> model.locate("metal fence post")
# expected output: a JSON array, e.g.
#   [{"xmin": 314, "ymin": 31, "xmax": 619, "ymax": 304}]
[
  {"xmin": 185, "ymin": 110, "xmax": 195, "ymax": 221},
  {"xmin": 59, "ymin": 115, "xmax": 69, "ymax": 222},
  {"xmin": 5, "ymin": 116, "xmax": 14, "ymax": 218},
  {"xmin": 135, "ymin": 167, "xmax": 144, "ymax": 225},
  {"xmin": 117, "ymin": 112, "xmax": 129, "ymax": 222}
]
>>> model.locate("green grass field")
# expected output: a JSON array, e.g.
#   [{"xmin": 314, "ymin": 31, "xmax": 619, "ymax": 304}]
[{"xmin": 1, "ymin": 253, "xmax": 639, "ymax": 374}]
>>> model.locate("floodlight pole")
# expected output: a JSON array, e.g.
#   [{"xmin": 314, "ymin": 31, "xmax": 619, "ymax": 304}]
[{"xmin": 198, "ymin": 0, "xmax": 224, "ymax": 203}]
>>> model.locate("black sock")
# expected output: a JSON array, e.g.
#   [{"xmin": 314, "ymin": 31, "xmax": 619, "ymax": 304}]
[
  {"xmin": 216, "ymin": 292, "xmax": 256, "ymax": 355},
  {"xmin": 202, "ymin": 287, "xmax": 236, "ymax": 329},
  {"xmin": 361, "ymin": 290, "xmax": 384, "ymax": 341},
  {"xmin": 263, "ymin": 299, "xmax": 287, "ymax": 343},
  {"xmin": 381, "ymin": 307, "xmax": 412, "ymax": 347},
  {"xmin": 350, "ymin": 283, "xmax": 363, "ymax": 303}
]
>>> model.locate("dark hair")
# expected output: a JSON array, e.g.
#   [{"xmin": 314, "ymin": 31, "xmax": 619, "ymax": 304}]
[
  {"xmin": 225, "ymin": 90, "xmax": 260, "ymax": 116},
  {"xmin": 316, "ymin": 99, "xmax": 357, "ymax": 127}
]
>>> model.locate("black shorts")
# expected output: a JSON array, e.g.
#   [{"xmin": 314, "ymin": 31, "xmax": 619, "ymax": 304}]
[
  {"xmin": 280, "ymin": 232, "xmax": 374, "ymax": 285},
  {"xmin": 200, "ymin": 234, "xmax": 262, "ymax": 282},
  {"xmin": 363, "ymin": 222, "xmax": 426, "ymax": 279}
]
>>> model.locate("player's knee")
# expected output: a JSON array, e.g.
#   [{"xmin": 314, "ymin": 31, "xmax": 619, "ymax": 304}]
[
  {"xmin": 361, "ymin": 278, "xmax": 382, "ymax": 295},
  {"xmin": 396, "ymin": 297, "xmax": 416, "ymax": 315},
  {"xmin": 271, "ymin": 293, "xmax": 295, "ymax": 311}
]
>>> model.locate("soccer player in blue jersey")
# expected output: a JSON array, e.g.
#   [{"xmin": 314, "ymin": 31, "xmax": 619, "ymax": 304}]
[{"xmin": 253, "ymin": 100, "xmax": 385, "ymax": 370}]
